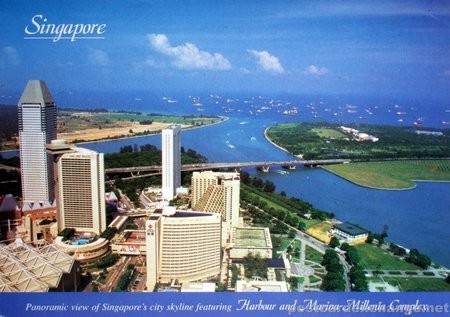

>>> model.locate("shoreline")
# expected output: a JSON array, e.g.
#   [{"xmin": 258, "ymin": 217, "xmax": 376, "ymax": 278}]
[
  {"xmin": 76, "ymin": 115, "xmax": 228, "ymax": 146},
  {"xmin": 263, "ymin": 126, "xmax": 300, "ymax": 159},
  {"xmin": 263, "ymin": 125, "xmax": 450, "ymax": 191},
  {"xmin": 0, "ymin": 116, "xmax": 229, "ymax": 155}
]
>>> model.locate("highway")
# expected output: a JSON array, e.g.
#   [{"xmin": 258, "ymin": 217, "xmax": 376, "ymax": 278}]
[{"xmin": 104, "ymin": 159, "xmax": 350, "ymax": 176}]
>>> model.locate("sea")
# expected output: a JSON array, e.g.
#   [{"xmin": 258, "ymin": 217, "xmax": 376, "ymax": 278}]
[{"xmin": 2, "ymin": 91, "xmax": 449, "ymax": 267}]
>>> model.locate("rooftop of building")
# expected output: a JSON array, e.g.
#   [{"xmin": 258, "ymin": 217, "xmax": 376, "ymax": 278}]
[
  {"xmin": 232, "ymin": 227, "xmax": 271, "ymax": 248},
  {"xmin": 235, "ymin": 280, "xmax": 289, "ymax": 292},
  {"xmin": 333, "ymin": 222, "xmax": 368, "ymax": 236},
  {"xmin": 151, "ymin": 207, "xmax": 214, "ymax": 219},
  {"xmin": 180, "ymin": 282, "xmax": 216, "ymax": 292},
  {"xmin": 0, "ymin": 238, "xmax": 75, "ymax": 292},
  {"xmin": 18, "ymin": 80, "xmax": 54, "ymax": 106}
]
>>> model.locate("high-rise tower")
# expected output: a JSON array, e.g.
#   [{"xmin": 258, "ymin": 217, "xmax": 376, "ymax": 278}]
[
  {"xmin": 48, "ymin": 140, "xmax": 106, "ymax": 235},
  {"xmin": 18, "ymin": 80, "xmax": 57, "ymax": 203},
  {"xmin": 191, "ymin": 171, "xmax": 240, "ymax": 243},
  {"xmin": 161, "ymin": 125, "xmax": 181, "ymax": 201}
]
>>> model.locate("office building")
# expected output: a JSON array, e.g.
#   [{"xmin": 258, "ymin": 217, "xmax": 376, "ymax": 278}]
[
  {"xmin": 161, "ymin": 125, "xmax": 181, "ymax": 201},
  {"xmin": 191, "ymin": 171, "xmax": 240, "ymax": 241},
  {"xmin": 18, "ymin": 80, "xmax": 57, "ymax": 203},
  {"xmin": 49, "ymin": 141, "xmax": 106, "ymax": 235},
  {"xmin": 146, "ymin": 208, "xmax": 221, "ymax": 291}
]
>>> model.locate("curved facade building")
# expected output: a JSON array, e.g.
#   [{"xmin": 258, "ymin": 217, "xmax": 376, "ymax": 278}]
[{"xmin": 146, "ymin": 208, "xmax": 221, "ymax": 291}]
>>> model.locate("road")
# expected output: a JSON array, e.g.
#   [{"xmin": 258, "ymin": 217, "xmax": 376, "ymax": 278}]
[
  {"xmin": 104, "ymin": 159, "xmax": 350, "ymax": 176},
  {"xmin": 245, "ymin": 201, "xmax": 351, "ymax": 291}
]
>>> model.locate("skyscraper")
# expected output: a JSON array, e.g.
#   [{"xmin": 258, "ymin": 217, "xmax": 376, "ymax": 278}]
[
  {"xmin": 18, "ymin": 80, "xmax": 57, "ymax": 203},
  {"xmin": 161, "ymin": 125, "xmax": 181, "ymax": 201},
  {"xmin": 191, "ymin": 171, "xmax": 240, "ymax": 242},
  {"xmin": 49, "ymin": 141, "xmax": 106, "ymax": 235}
]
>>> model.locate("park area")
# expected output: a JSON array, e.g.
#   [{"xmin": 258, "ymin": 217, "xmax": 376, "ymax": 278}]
[
  {"xmin": 355, "ymin": 243, "xmax": 419, "ymax": 271},
  {"xmin": 324, "ymin": 160, "xmax": 450, "ymax": 189}
]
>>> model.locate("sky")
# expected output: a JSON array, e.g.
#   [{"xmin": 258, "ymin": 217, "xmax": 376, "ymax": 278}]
[{"xmin": 0, "ymin": 0, "xmax": 450, "ymax": 102}]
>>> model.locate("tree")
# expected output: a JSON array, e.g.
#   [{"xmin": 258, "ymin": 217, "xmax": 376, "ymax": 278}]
[
  {"xmin": 288, "ymin": 230, "xmax": 296, "ymax": 239},
  {"xmin": 445, "ymin": 274, "xmax": 450, "ymax": 284},
  {"xmin": 349, "ymin": 265, "xmax": 368, "ymax": 291},
  {"xmin": 243, "ymin": 253, "xmax": 268, "ymax": 279},
  {"xmin": 252, "ymin": 177, "xmax": 264, "ymax": 188},
  {"xmin": 280, "ymin": 191, "xmax": 287, "ymax": 197},
  {"xmin": 240, "ymin": 171, "xmax": 251, "ymax": 184},
  {"xmin": 329, "ymin": 237, "xmax": 340, "ymax": 249},
  {"xmin": 263, "ymin": 180, "xmax": 276, "ymax": 193},
  {"xmin": 381, "ymin": 224, "xmax": 389, "ymax": 239},
  {"xmin": 366, "ymin": 232, "xmax": 374, "ymax": 244}
]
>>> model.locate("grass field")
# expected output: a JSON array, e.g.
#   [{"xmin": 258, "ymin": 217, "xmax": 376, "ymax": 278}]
[
  {"xmin": 279, "ymin": 238, "xmax": 292, "ymax": 252},
  {"xmin": 355, "ymin": 243, "xmax": 419, "ymax": 270},
  {"xmin": 384, "ymin": 277, "xmax": 450, "ymax": 292},
  {"xmin": 324, "ymin": 160, "xmax": 450, "ymax": 189},
  {"xmin": 306, "ymin": 222, "xmax": 332, "ymax": 243},
  {"xmin": 305, "ymin": 245, "xmax": 324, "ymax": 263},
  {"xmin": 312, "ymin": 128, "xmax": 347, "ymax": 139}
]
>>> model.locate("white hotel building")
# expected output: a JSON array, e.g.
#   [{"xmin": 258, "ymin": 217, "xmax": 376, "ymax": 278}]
[
  {"xmin": 146, "ymin": 208, "xmax": 221, "ymax": 291},
  {"xmin": 18, "ymin": 80, "xmax": 57, "ymax": 203},
  {"xmin": 161, "ymin": 125, "xmax": 181, "ymax": 201}
]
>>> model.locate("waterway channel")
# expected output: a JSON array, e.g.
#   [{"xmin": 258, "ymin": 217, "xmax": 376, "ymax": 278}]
[{"xmin": 2, "ymin": 102, "xmax": 449, "ymax": 267}]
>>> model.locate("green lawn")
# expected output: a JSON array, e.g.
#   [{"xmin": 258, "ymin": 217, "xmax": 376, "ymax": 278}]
[
  {"xmin": 384, "ymin": 277, "xmax": 450, "ymax": 292},
  {"xmin": 280, "ymin": 238, "xmax": 292, "ymax": 251},
  {"xmin": 95, "ymin": 112, "xmax": 221, "ymax": 125},
  {"xmin": 305, "ymin": 245, "xmax": 323, "ymax": 263},
  {"xmin": 312, "ymin": 128, "xmax": 347, "ymax": 139},
  {"xmin": 324, "ymin": 160, "xmax": 450, "ymax": 189},
  {"xmin": 355, "ymin": 243, "xmax": 419, "ymax": 270}
]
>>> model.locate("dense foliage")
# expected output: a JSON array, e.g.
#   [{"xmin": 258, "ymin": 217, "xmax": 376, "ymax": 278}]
[
  {"xmin": 100, "ymin": 227, "xmax": 119, "ymax": 240},
  {"xmin": 243, "ymin": 253, "xmax": 268, "ymax": 279},
  {"xmin": 113, "ymin": 264, "xmax": 135, "ymax": 292},
  {"xmin": 58, "ymin": 228, "xmax": 75, "ymax": 241},
  {"xmin": 406, "ymin": 249, "xmax": 431, "ymax": 269},
  {"xmin": 267, "ymin": 122, "xmax": 450, "ymax": 160},
  {"xmin": 105, "ymin": 144, "xmax": 208, "ymax": 205},
  {"xmin": 96, "ymin": 254, "xmax": 120, "ymax": 269},
  {"xmin": 104, "ymin": 144, "xmax": 207, "ymax": 168},
  {"xmin": 320, "ymin": 250, "xmax": 345, "ymax": 291}
]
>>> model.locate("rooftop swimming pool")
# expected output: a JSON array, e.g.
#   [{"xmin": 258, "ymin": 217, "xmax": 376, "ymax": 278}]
[{"xmin": 71, "ymin": 239, "xmax": 89, "ymax": 246}]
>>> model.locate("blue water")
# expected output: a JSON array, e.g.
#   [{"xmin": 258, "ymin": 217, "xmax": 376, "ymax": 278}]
[
  {"xmin": 257, "ymin": 168, "xmax": 450, "ymax": 267},
  {"xmin": 71, "ymin": 239, "xmax": 89, "ymax": 246},
  {"xmin": 2, "ymin": 92, "xmax": 449, "ymax": 266}
]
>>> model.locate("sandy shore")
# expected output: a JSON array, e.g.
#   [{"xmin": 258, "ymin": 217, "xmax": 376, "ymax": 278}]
[
  {"xmin": 263, "ymin": 126, "xmax": 302, "ymax": 159},
  {"xmin": 58, "ymin": 121, "xmax": 188, "ymax": 143}
]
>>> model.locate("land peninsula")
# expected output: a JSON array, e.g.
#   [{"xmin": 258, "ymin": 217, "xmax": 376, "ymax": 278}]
[
  {"xmin": 265, "ymin": 122, "xmax": 450, "ymax": 189},
  {"xmin": 0, "ymin": 105, "xmax": 224, "ymax": 150}
]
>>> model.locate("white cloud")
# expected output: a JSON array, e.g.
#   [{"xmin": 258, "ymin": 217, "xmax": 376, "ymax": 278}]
[
  {"xmin": 147, "ymin": 34, "xmax": 231, "ymax": 70},
  {"xmin": 303, "ymin": 64, "xmax": 329, "ymax": 76},
  {"xmin": 239, "ymin": 67, "xmax": 250, "ymax": 74},
  {"xmin": 2, "ymin": 46, "xmax": 20, "ymax": 66},
  {"xmin": 248, "ymin": 49, "xmax": 284, "ymax": 74},
  {"xmin": 87, "ymin": 48, "xmax": 110, "ymax": 66}
]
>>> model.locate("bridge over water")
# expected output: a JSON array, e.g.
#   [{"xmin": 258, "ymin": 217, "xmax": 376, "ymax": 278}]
[
  {"xmin": 104, "ymin": 159, "xmax": 350, "ymax": 180},
  {"xmin": 0, "ymin": 159, "xmax": 350, "ymax": 180}
]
